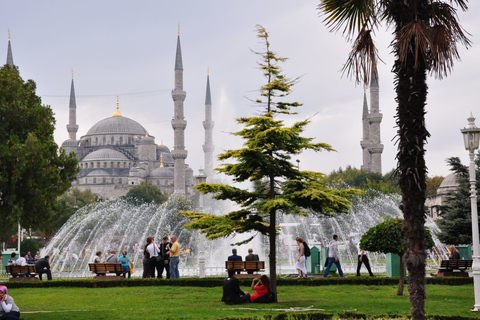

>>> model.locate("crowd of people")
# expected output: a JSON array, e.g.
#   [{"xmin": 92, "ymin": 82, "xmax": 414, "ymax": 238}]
[{"xmin": 6, "ymin": 251, "xmax": 52, "ymax": 281}]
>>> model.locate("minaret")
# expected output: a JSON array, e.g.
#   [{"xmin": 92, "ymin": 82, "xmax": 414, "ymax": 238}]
[
  {"xmin": 66, "ymin": 71, "xmax": 79, "ymax": 141},
  {"xmin": 360, "ymin": 90, "xmax": 371, "ymax": 172},
  {"xmin": 367, "ymin": 71, "xmax": 383, "ymax": 173},
  {"xmin": 6, "ymin": 30, "xmax": 14, "ymax": 67},
  {"xmin": 171, "ymin": 28, "xmax": 188, "ymax": 194},
  {"xmin": 202, "ymin": 69, "xmax": 215, "ymax": 180}
]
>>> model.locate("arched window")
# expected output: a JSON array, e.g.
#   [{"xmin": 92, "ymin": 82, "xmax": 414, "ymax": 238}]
[
  {"xmin": 119, "ymin": 178, "xmax": 122, "ymax": 184},
  {"xmin": 124, "ymin": 162, "xmax": 126, "ymax": 168},
  {"xmin": 102, "ymin": 178, "xmax": 106, "ymax": 184},
  {"xmin": 128, "ymin": 137, "xmax": 132, "ymax": 144},
  {"xmin": 103, "ymin": 137, "xmax": 106, "ymax": 145},
  {"xmin": 93, "ymin": 178, "xmax": 96, "ymax": 184},
  {"xmin": 111, "ymin": 178, "xmax": 114, "ymax": 184},
  {"xmin": 97, "ymin": 162, "xmax": 100, "ymax": 168},
  {"xmin": 91, "ymin": 162, "xmax": 94, "ymax": 168},
  {"xmin": 95, "ymin": 137, "xmax": 98, "ymax": 145},
  {"xmin": 117, "ymin": 162, "xmax": 120, "ymax": 168},
  {"xmin": 104, "ymin": 162, "xmax": 107, "ymax": 168},
  {"xmin": 110, "ymin": 162, "xmax": 113, "ymax": 168},
  {"xmin": 111, "ymin": 137, "xmax": 115, "ymax": 144},
  {"xmin": 119, "ymin": 137, "xmax": 123, "ymax": 144}
]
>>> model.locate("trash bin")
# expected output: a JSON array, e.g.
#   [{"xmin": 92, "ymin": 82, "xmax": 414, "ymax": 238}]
[
  {"xmin": 306, "ymin": 246, "xmax": 320, "ymax": 274},
  {"xmin": 386, "ymin": 253, "xmax": 406, "ymax": 277},
  {"xmin": 314, "ymin": 264, "xmax": 320, "ymax": 274},
  {"xmin": 456, "ymin": 244, "xmax": 472, "ymax": 259}
]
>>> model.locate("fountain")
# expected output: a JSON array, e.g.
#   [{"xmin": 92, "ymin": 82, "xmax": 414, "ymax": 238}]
[{"xmin": 43, "ymin": 190, "xmax": 447, "ymax": 277}]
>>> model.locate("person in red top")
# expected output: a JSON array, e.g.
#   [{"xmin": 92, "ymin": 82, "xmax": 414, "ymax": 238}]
[{"xmin": 250, "ymin": 275, "xmax": 272, "ymax": 303}]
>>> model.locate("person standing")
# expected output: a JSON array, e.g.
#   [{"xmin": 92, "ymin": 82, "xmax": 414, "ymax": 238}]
[
  {"xmin": 167, "ymin": 235, "xmax": 180, "ymax": 279},
  {"xmin": 295, "ymin": 237, "xmax": 307, "ymax": 278},
  {"xmin": 35, "ymin": 256, "xmax": 53, "ymax": 281},
  {"xmin": 323, "ymin": 234, "xmax": 344, "ymax": 278},
  {"xmin": 142, "ymin": 237, "xmax": 153, "ymax": 278},
  {"xmin": 147, "ymin": 238, "xmax": 160, "ymax": 278},
  {"xmin": 356, "ymin": 242, "xmax": 375, "ymax": 276},
  {"xmin": 158, "ymin": 236, "xmax": 171, "ymax": 279}
]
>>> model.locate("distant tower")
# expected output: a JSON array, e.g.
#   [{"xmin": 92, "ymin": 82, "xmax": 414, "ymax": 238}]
[
  {"xmin": 6, "ymin": 30, "xmax": 14, "ymax": 66},
  {"xmin": 360, "ymin": 72, "xmax": 384, "ymax": 173},
  {"xmin": 202, "ymin": 69, "xmax": 215, "ymax": 180},
  {"xmin": 171, "ymin": 28, "xmax": 188, "ymax": 193},
  {"xmin": 66, "ymin": 71, "xmax": 79, "ymax": 141}
]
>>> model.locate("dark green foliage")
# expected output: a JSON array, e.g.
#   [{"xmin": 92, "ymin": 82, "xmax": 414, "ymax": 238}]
[
  {"xmin": 20, "ymin": 238, "xmax": 39, "ymax": 254},
  {"xmin": 436, "ymin": 154, "xmax": 480, "ymax": 245},
  {"xmin": 306, "ymin": 313, "xmax": 334, "ymax": 320},
  {"xmin": 325, "ymin": 167, "xmax": 400, "ymax": 194},
  {"xmin": 0, "ymin": 65, "xmax": 79, "ymax": 234},
  {"xmin": 360, "ymin": 218, "xmax": 435, "ymax": 256},
  {"xmin": 124, "ymin": 181, "xmax": 168, "ymax": 206},
  {"xmin": 337, "ymin": 312, "xmax": 366, "ymax": 319},
  {"xmin": 272, "ymin": 314, "xmax": 288, "ymax": 320}
]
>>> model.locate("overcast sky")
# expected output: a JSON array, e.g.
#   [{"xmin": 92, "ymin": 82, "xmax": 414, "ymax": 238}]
[{"xmin": 2, "ymin": 1, "xmax": 479, "ymax": 179}]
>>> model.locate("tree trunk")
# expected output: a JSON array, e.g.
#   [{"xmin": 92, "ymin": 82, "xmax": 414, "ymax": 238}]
[
  {"xmin": 394, "ymin": 52, "xmax": 429, "ymax": 320},
  {"xmin": 396, "ymin": 252, "xmax": 405, "ymax": 296},
  {"xmin": 392, "ymin": 2, "xmax": 430, "ymax": 319},
  {"xmin": 269, "ymin": 208, "xmax": 277, "ymax": 301}
]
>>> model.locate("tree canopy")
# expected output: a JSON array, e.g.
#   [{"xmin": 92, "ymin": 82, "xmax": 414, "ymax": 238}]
[
  {"xmin": 180, "ymin": 25, "xmax": 361, "ymax": 293},
  {"xmin": 436, "ymin": 155, "xmax": 480, "ymax": 245},
  {"xmin": 124, "ymin": 181, "xmax": 168, "ymax": 206},
  {"xmin": 0, "ymin": 65, "xmax": 78, "ymax": 234},
  {"xmin": 325, "ymin": 166, "xmax": 400, "ymax": 194}
]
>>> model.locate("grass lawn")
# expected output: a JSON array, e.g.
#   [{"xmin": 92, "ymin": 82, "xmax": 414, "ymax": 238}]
[{"xmin": 8, "ymin": 283, "xmax": 476, "ymax": 319}]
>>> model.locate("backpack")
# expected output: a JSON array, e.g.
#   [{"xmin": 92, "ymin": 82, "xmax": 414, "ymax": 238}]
[
  {"xmin": 121, "ymin": 256, "xmax": 127, "ymax": 264},
  {"xmin": 303, "ymin": 242, "xmax": 311, "ymax": 257}
]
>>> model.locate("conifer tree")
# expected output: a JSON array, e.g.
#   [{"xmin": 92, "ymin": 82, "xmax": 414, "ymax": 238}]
[{"xmin": 181, "ymin": 25, "xmax": 360, "ymax": 293}]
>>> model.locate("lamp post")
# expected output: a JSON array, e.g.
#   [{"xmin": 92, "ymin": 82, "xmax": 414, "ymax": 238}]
[
  {"xmin": 460, "ymin": 113, "xmax": 480, "ymax": 312},
  {"xmin": 195, "ymin": 170, "xmax": 207, "ymax": 278}
]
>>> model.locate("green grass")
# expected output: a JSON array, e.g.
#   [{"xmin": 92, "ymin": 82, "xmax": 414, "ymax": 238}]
[{"xmin": 8, "ymin": 283, "xmax": 476, "ymax": 319}]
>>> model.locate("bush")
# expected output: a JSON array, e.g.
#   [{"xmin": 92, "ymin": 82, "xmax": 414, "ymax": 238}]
[{"xmin": 20, "ymin": 238, "xmax": 39, "ymax": 255}]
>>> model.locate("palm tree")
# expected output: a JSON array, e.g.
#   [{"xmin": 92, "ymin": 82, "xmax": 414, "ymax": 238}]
[{"xmin": 318, "ymin": 1, "xmax": 470, "ymax": 319}]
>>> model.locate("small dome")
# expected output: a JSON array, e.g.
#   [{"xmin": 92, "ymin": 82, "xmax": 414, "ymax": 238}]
[
  {"xmin": 439, "ymin": 172, "xmax": 458, "ymax": 189},
  {"xmin": 149, "ymin": 167, "xmax": 174, "ymax": 178},
  {"xmin": 87, "ymin": 169, "xmax": 111, "ymax": 177},
  {"xmin": 85, "ymin": 116, "xmax": 147, "ymax": 136},
  {"xmin": 138, "ymin": 134, "xmax": 155, "ymax": 145},
  {"xmin": 61, "ymin": 139, "xmax": 77, "ymax": 148},
  {"xmin": 185, "ymin": 166, "xmax": 193, "ymax": 173},
  {"xmin": 83, "ymin": 149, "xmax": 129, "ymax": 161},
  {"xmin": 158, "ymin": 144, "xmax": 171, "ymax": 153}
]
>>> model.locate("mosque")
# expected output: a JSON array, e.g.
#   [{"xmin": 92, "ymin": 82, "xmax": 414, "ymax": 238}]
[{"xmin": 4, "ymin": 32, "xmax": 215, "ymax": 199}]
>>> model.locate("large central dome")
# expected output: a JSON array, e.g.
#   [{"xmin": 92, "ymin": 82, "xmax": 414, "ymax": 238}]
[{"xmin": 85, "ymin": 116, "xmax": 147, "ymax": 136}]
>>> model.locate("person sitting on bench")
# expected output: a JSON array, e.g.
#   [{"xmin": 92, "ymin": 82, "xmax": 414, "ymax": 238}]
[{"xmin": 431, "ymin": 245, "xmax": 460, "ymax": 277}]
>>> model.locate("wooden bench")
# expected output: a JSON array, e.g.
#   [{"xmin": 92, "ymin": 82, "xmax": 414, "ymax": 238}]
[
  {"xmin": 5, "ymin": 265, "xmax": 39, "ymax": 281},
  {"xmin": 88, "ymin": 263, "xmax": 128, "ymax": 279},
  {"xmin": 225, "ymin": 261, "xmax": 265, "ymax": 276},
  {"xmin": 434, "ymin": 259, "xmax": 473, "ymax": 277}
]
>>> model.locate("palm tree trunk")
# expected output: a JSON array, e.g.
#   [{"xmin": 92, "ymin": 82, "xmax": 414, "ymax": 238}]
[
  {"xmin": 394, "ymin": 53, "xmax": 429, "ymax": 320},
  {"xmin": 397, "ymin": 253, "xmax": 405, "ymax": 296}
]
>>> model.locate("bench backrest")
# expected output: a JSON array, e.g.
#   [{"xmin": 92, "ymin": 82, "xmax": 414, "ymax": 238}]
[
  {"xmin": 440, "ymin": 259, "xmax": 473, "ymax": 269},
  {"xmin": 88, "ymin": 263, "xmax": 123, "ymax": 273},
  {"xmin": 245, "ymin": 261, "xmax": 265, "ymax": 270},
  {"xmin": 5, "ymin": 265, "xmax": 36, "ymax": 274},
  {"xmin": 225, "ymin": 261, "xmax": 245, "ymax": 271}
]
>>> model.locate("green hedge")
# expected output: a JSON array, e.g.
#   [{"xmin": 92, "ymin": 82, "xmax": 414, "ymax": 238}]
[
  {"xmin": 3, "ymin": 275, "xmax": 473, "ymax": 289},
  {"xmin": 215, "ymin": 313, "xmax": 480, "ymax": 320}
]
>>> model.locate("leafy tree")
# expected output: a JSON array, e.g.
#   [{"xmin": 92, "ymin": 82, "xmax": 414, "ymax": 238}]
[
  {"xmin": 124, "ymin": 181, "xmax": 168, "ymax": 206},
  {"xmin": 318, "ymin": 1, "xmax": 470, "ymax": 318},
  {"xmin": 0, "ymin": 65, "xmax": 79, "ymax": 235},
  {"xmin": 436, "ymin": 154, "xmax": 480, "ymax": 244},
  {"xmin": 20, "ymin": 238, "xmax": 39, "ymax": 255},
  {"xmin": 360, "ymin": 218, "xmax": 435, "ymax": 296},
  {"xmin": 42, "ymin": 188, "xmax": 99, "ymax": 239},
  {"xmin": 180, "ymin": 25, "xmax": 361, "ymax": 293},
  {"xmin": 426, "ymin": 176, "xmax": 444, "ymax": 198},
  {"xmin": 325, "ymin": 166, "xmax": 400, "ymax": 194}
]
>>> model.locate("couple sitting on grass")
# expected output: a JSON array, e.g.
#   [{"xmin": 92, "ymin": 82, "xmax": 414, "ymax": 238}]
[{"xmin": 221, "ymin": 269, "xmax": 275, "ymax": 305}]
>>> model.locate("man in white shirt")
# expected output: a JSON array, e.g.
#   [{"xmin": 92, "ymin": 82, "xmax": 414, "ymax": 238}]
[
  {"xmin": 323, "ymin": 235, "xmax": 344, "ymax": 278},
  {"xmin": 14, "ymin": 253, "xmax": 27, "ymax": 266}
]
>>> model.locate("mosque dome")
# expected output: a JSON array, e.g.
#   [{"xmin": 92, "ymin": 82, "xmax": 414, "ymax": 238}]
[
  {"xmin": 439, "ymin": 172, "xmax": 458, "ymax": 189},
  {"xmin": 84, "ymin": 116, "xmax": 147, "ymax": 136},
  {"xmin": 83, "ymin": 148, "xmax": 129, "ymax": 161},
  {"xmin": 149, "ymin": 167, "xmax": 174, "ymax": 179},
  {"xmin": 61, "ymin": 139, "xmax": 78, "ymax": 148},
  {"xmin": 138, "ymin": 134, "xmax": 155, "ymax": 145},
  {"xmin": 158, "ymin": 144, "xmax": 171, "ymax": 153}
]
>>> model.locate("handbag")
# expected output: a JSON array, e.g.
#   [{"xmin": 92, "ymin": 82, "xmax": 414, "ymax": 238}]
[{"xmin": 129, "ymin": 266, "xmax": 134, "ymax": 274}]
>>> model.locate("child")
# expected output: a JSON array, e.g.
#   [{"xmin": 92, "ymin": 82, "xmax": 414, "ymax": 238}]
[{"xmin": 0, "ymin": 285, "xmax": 21, "ymax": 320}]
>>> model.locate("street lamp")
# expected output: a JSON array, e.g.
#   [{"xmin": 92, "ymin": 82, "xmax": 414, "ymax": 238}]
[
  {"xmin": 195, "ymin": 170, "xmax": 207, "ymax": 278},
  {"xmin": 460, "ymin": 113, "xmax": 480, "ymax": 312}
]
